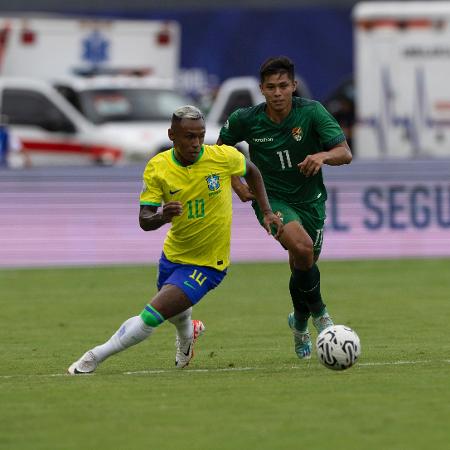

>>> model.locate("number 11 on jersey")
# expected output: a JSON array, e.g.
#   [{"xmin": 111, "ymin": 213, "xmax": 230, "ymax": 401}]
[{"xmin": 276, "ymin": 150, "xmax": 292, "ymax": 169}]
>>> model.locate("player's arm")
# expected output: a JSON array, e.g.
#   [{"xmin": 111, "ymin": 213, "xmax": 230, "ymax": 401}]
[
  {"xmin": 139, "ymin": 202, "xmax": 183, "ymax": 231},
  {"xmin": 299, "ymin": 140, "xmax": 352, "ymax": 177},
  {"xmin": 243, "ymin": 160, "xmax": 283, "ymax": 239},
  {"xmin": 217, "ymin": 136, "xmax": 255, "ymax": 202}
]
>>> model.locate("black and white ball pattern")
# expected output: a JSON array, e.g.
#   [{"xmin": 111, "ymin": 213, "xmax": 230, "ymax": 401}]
[{"xmin": 316, "ymin": 325, "xmax": 361, "ymax": 370}]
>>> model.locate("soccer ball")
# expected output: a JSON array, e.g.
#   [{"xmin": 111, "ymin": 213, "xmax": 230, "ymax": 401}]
[{"xmin": 316, "ymin": 325, "xmax": 361, "ymax": 371}]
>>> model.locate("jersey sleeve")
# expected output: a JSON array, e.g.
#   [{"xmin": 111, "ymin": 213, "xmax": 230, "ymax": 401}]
[
  {"xmin": 221, "ymin": 145, "xmax": 246, "ymax": 177},
  {"xmin": 219, "ymin": 109, "xmax": 247, "ymax": 145},
  {"xmin": 313, "ymin": 102, "xmax": 346, "ymax": 150},
  {"xmin": 139, "ymin": 161, "xmax": 163, "ymax": 206}
]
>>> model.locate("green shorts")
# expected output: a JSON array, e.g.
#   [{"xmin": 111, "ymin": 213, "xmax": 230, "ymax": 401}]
[{"xmin": 253, "ymin": 198, "xmax": 326, "ymax": 256}]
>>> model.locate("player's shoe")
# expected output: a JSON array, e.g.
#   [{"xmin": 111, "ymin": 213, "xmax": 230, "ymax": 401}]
[
  {"xmin": 288, "ymin": 313, "xmax": 312, "ymax": 359},
  {"xmin": 175, "ymin": 320, "xmax": 205, "ymax": 368},
  {"xmin": 312, "ymin": 312, "xmax": 334, "ymax": 334},
  {"xmin": 67, "ymin": 350, "xmax": 98, "ymax": 375}
]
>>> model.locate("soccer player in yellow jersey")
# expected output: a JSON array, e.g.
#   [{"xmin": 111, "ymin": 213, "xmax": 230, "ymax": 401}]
[{"xmin": 68, "ymin": 105, "xmax": 283, "ymax": 374}]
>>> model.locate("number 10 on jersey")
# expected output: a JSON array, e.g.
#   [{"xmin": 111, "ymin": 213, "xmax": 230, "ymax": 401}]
[{"xmin": 187, "ymin": 199, "xmax": 205, "ymax": 219}]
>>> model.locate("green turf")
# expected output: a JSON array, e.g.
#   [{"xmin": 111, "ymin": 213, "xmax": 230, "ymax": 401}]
[{"xmin": 1, "ymin": 260, "xmax": 449, "ymax": 450}]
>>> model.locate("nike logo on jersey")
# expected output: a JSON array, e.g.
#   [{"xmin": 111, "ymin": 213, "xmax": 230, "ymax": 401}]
[
  {"xmin": 183, "ymin": 281, "xmax": 196, "ymax": 289},
  {"xmin": 170, "ymin": 189, "xmax": 182, "ymax": 195}
]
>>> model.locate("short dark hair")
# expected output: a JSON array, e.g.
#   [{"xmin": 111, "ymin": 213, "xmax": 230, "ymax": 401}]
[{"xmin": 259, "ymin": 56, "xmax": 295, "ymax": 83}]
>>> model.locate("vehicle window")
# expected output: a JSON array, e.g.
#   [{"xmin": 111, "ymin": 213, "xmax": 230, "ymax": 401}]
[
  {"xmin": 78, "ymin": 88, "xmax": 194, "ymax": 124},
  {"xmin": 218, "ymin": 89, "xmax": 253, "ymax": 124},
  {"xmin": 54, "ymin": 85, "xmax": 83, "ymax": 111},
  {"xmin": 2, "ymin": 89, "xmax": 75, "ymax": 132}
]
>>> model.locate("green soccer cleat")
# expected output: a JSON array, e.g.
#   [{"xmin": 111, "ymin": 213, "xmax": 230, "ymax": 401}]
[
  {"xmin": 312, "ymin": 312, "xmax": 334, "ymax": 334},
  {"xmin": 288, "ymin": 313, "xmax": 312, "ymax": 360}
]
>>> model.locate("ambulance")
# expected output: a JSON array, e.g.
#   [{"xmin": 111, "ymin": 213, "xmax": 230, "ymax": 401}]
[
  {"xmin": 0, "ymin": 16, "xmax": 182, "ymax": 165},
  {"xmin": 353, "ymin": 1, "xmax": 450, "ymax": 159}
]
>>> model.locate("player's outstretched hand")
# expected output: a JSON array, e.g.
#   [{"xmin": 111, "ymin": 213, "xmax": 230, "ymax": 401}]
[
  {"xmin": 162, "ymin": 201, "xmax": 183, "ymax": 222},
  {"xmin": 263, "ymin": 212, "xmax": 284, "ymax": 239}
]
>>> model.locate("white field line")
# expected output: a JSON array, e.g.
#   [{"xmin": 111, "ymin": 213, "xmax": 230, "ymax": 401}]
[{"xmin": 0, "ymin": 359, "xmax": 449, "ymax": 380}]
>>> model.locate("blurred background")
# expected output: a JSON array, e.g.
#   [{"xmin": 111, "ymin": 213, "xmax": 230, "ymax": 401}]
[{"xmin": 0, "ymin": 0, "xmax": 449, "ymax": 267}]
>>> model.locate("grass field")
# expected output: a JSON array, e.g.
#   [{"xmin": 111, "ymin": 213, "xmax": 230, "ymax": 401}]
[{"xmin": 1, "ymin": 259, "xmax": 449, "ymax": 450}]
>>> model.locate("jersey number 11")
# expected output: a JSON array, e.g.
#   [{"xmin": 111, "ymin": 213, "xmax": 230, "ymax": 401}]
[{"xmin": 276, "ymin": 150, "xmax": 292, "ymax": 169}]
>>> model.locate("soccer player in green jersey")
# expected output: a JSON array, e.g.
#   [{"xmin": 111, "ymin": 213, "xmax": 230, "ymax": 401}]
[
  {"xmin": 217, "ymin": 56, "xmax": 352, "ymax": 360},
  {"xmin": 68, "ymin": 105, "xmax": 282, "ymax": 374}
]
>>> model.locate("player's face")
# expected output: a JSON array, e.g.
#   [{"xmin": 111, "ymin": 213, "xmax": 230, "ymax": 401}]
[
  {"xmin": 169, "ymin": 118, "xmax": 206, "ymax": 165},
  {"xmin": 260, "ymin": 73, "xmax": 297, "ymax": 115}
]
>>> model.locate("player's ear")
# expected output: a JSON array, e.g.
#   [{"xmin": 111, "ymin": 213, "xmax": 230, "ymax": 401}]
[{"xmin": 168, "ymin": 127, "xmax": 175, "ymax": 141}]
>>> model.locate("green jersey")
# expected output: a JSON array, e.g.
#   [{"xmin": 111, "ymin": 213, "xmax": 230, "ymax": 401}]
[{"xmin": 219, "ymin": 97, "xmax": 345, "ymax": 206}]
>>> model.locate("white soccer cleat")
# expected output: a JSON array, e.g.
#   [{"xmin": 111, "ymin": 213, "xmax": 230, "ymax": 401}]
[
  {"xmin": 67, "ymin": 350, "xmax": 98, "ymax": 375},
  {"xmin": 175, "ymin": 320, "xmax": 205, "ymax": 368}
]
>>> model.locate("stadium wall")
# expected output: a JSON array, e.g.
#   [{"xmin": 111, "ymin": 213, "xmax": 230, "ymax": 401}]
[{"xmin": 1, "ymin": 159, "xmax": 449, "ymax": 268}]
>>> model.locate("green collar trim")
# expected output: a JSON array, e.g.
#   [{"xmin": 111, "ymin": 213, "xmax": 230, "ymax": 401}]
[{"xmin": 171, "ymin": 146, "xmax": 204, "ymax": 167}]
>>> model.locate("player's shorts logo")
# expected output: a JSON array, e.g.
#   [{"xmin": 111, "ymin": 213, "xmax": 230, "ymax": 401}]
[
  {"xmin": 292, "ymin": 127, "xmax": 303, "ymax": 142},
  {"xmin": 205, "ymin": 174, "xmax": 220, "ymax": 191}
]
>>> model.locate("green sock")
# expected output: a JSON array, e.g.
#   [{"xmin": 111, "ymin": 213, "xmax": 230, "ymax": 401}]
[{"xmin": 140, "ymin": 304, "xmax": 165, "ymax": 327}]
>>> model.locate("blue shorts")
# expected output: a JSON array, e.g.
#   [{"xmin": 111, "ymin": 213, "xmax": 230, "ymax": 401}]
[{"xmin": 157, "ymin": 253, "xmax": 227, "ymax": 304}]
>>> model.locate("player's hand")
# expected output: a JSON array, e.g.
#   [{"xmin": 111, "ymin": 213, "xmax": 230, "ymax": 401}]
[
  {"xmin": 263, "ymin": 211, "xmax": 284, "ymax": 239},
  {"xmin": 161, "ymin": 201, "xmax": 183, "ymax": 221},
  {"xmin": 298, "ymin": 153, "xmax": 325, "ymax": 177},
  {"xmin": 233, "ymin": 183, "xmax": 255, "ymax": 202}
]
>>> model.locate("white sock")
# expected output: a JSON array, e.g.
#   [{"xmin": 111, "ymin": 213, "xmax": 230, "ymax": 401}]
[
  {"xmin": 91, "ymin": 316, "xmax": 154, "ymax": 362},
  {"xmin": 168, "ymin": 307, "xmax": 193, "ymax": 339}
]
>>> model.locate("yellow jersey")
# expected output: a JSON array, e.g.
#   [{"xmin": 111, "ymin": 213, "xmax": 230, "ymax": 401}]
[{"xmin": 140, "ymin": 144, "xmax": 246, "ymax": 271}]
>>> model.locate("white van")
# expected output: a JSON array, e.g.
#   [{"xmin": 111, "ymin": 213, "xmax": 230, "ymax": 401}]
[
  {"xmin": 0, "ymin": 77, "xmax": 123, "ymax": 166},
  {"xmin": 0, "ymin": 16, "xmax": 183, "ymax": 165},
  {"xmin": 52, "ymin": 75, "xmax": 196, "ymax": 160}
]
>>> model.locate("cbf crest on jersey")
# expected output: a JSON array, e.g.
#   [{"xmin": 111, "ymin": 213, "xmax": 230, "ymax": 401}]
[
  {"xmin": 292, "ymin": 127, "xmax": 303, "ymax": 142},
  {"xmin": 205, "ymin": 174, "xmax": 220, "ymax": 191}
]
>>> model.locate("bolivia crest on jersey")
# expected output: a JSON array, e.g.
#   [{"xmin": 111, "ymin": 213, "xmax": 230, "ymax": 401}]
[
  {"xmin": 205, "ymin": 174, "xmax": 220, "ymax": 191},
  {"xmin": 292, "ymin": 127, "xmax": 303, "ymax": 142}
]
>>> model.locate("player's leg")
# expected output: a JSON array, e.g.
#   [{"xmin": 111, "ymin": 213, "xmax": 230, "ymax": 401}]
[
  {"xmin": 156, "ymin": 253, "xmax": 197, "ymax": 359},
  {"xmin": 68, "ymin": 253, "xmax": 187, "ymax": 375},
  {"xmin": 158, "ymin": 262, "xmax": 226, "ymax": 368},
  {"xmin": 67, "ymin": 284, "xmax": 196, "ymax": 375},
  {"xmin": 281, "ymin": 222, "xmax": 332, "ymax": 327},
  {"xmin": 67, "ymin": 313, "xmax": 155, "ymax": 375},
  {"xmin": 289, "ymin": 252, "xmax": 311, "ymax": 332},
  {"xmin": 253, "ymin": 200, "xmax": 314, "ymax": 358},
  {"xmin": 279, "ymin": 222, "xmax": 315, "ymax": 358}
]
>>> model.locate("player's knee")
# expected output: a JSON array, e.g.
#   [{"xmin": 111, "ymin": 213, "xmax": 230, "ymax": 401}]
[{"xmin": 292, "ymin": 240, "xmax": 313, "ymax": 259}]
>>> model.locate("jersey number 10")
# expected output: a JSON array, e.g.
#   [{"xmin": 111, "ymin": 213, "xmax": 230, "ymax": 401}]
[{"xmin": 187, "ymin": 199, "xmax": 205, "ymax": 219}]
